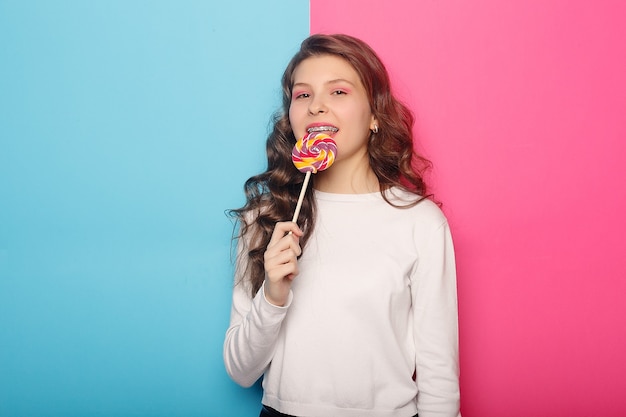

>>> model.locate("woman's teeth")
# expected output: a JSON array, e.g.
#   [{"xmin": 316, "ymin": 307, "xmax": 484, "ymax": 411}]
[{"xmin": 307, "ymin": 126, "xmax": 338, "ymax": 133}]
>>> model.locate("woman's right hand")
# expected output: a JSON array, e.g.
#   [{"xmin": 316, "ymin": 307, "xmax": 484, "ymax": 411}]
[{"xmin": 263, "ymin": 221, "xmax": 303, "ymax": 306}]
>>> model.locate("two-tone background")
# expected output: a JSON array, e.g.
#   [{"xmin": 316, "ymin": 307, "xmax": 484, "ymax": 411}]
[{"xmin": 1, "ymin": 1, "xmax": 624, "ymax": 416}]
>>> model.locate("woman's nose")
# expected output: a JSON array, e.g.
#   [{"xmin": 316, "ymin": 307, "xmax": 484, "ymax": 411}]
[{"xmin": 308, "ymin": 96, "xmax": 327, "ymax": 115}]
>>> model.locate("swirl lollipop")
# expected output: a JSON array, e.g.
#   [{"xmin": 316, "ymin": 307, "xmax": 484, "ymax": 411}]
[
  {"xmin": 292, "ymin": 132, "xmax": 337, "ymax": 173},
  {"xmin": 291, "ymin": 132, "xmax": 338, "ymax": 223}
]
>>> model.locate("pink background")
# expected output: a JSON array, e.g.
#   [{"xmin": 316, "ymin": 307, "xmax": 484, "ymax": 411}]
[{"xmin": 311, "ymin": 1, "xmax": 626, "ymax": 416}]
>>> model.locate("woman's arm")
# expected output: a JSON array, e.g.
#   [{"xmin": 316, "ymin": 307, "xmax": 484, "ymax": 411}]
[
  {"xmin": 223, "ymin": 278, "xmax": 291, "ymax": 387},
  {"xmin": 411, "ymin": 218, "xmax": 461, "ymax": 417},
  {"xmin": 223, "ymin": 221, "xmax": 301, "ymax": 387}
]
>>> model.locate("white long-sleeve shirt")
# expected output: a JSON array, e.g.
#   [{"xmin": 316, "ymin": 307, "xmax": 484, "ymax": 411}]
[{"xmin": 224, "ymin": 188, "xmax": 461, "ymax": 417}]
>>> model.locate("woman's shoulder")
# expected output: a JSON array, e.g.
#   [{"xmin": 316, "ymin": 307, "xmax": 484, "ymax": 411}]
[
  {"xmin": 382, "ymin": 189, "xmax": 449, "ymax": 241},
  {"xmin": 387, "ymin": 188, "xmax": 446, "ymax": 220}
]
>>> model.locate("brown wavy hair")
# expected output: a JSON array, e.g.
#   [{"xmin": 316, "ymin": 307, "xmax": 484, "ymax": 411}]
[{"xmin": 230, "ymin": 34, "xmax": 433, "ymax": 297}]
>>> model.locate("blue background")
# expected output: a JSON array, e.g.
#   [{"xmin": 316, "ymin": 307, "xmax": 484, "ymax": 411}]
[{"xmin": 0, "ymin": 1, "xmax": 308, "ymax": 415}]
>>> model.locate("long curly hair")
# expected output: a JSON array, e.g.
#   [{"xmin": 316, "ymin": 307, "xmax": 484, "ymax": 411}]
[{"xmin": 230, "ymin": 34, "xmax": 433, "ymax": 297}]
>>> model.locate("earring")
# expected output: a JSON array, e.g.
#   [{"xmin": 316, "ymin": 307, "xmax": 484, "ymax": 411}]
[{"xmin": 372, "ymin": 124, "xmax": 379, "ymax": 134}]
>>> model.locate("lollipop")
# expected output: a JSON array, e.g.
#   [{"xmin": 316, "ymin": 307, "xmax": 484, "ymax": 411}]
[
  {"xmin": 292, "ymin": 132, "xmax": 337, "ymax": 173},
  {"xmin": 290, "ymin": 132, "xmax": 338, "ymax": 223}
]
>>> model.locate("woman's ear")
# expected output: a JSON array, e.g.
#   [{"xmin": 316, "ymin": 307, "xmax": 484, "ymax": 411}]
[{"xmin": 370, "ymin": 117, "xmax": 379, "ymax": 134}]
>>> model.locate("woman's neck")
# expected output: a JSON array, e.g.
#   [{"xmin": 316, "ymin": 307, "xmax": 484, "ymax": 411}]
[{"xmin": 313, "ymin": 157, "xmax": 380, "ymax": 194}]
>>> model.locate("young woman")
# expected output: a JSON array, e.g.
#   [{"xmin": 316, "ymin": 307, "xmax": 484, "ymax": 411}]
[{"xmin": 224, "ymin": 34, "xmax": 461, "ymax": 417}]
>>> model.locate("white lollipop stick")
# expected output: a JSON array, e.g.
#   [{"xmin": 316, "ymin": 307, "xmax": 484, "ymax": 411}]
[{"xmin": 291, "ymin": 171, "xmax": 311, "ymax": 224}]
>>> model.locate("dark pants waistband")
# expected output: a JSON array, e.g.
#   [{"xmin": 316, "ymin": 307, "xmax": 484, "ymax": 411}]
[
  {"xmin": 259, "ymin": 405, "xmax": 418, "ymax": 417},
  {"xmin": 260, "ymin": 406, "xmax": 295, "ymax": 417}
]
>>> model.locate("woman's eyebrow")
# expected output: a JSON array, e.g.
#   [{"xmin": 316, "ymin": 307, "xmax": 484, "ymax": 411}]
[
  {"xmin": 293, "ymin": 79, "xmax": 356, "ymax": 89},
  {"xmin": 292, "ymin": 82, "xmax": 310, "ymax": 89},
  {"xmin": 326, "ymin": 78, "xmax": 356, "ymax": 86}
]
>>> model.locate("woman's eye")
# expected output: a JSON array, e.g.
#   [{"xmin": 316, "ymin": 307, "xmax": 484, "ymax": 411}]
[
  {"xmin": 332, "ymin": 90, "xmax": 347, "ymax": 95},
  {"xmin": 294, "ymin": 92, "xmax": 310, "ymax": 99}
]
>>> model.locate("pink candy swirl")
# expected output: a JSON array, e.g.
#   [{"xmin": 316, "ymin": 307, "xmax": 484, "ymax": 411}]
[{"xmin": 291, "ymin": 132, "xmax": 338, "ymax": 173}]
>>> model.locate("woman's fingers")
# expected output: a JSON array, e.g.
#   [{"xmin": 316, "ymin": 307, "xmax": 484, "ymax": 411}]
[
  {"xmin": 265, "ymin": 222, "xmax": 302, "ymax": 271},
  {"xmin": 269, "ymin": 261, "xmax": 299, "ymax": 282},
  {"xmin": 263, "ymin": 222, "xmax": 303, "ymax": 305},
  {"xmin": 265, "ymin": 246, "xmax": 298, "ymax": 266},
  {"xmin": 267, "ymin": 222, "xmax": 303, "ymax": 249}
]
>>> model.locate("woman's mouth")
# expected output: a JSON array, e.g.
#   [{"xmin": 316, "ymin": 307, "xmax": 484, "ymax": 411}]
[{"xmin": 307, "ymin": 125, "xmax": 338, "ymax": 134}]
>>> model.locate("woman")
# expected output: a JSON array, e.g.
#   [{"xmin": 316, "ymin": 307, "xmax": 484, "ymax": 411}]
[{"xmin": 224, "ymin": 33, "xmax": 461, "ymax": 417}]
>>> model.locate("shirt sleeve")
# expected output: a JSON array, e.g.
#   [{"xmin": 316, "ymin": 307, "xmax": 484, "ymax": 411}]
[
  {"xmin": 222, "ymin": 235, "xmax": 293, "ymax": 388},
  {"xmin": 411, "ymin": 218, "xmax": 461, "ymax": 417}
]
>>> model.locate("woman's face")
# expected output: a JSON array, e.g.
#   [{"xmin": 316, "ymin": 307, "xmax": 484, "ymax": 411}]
[{"xmin": 288, "ymin": 55, "xmax": 377, "ymax": 166}]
